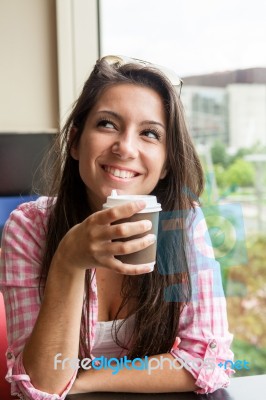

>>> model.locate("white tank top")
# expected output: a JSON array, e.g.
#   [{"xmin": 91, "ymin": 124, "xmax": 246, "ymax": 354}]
[{"xmin": 92, "ymin": 314, "xmax": 135, "ymax": 358}]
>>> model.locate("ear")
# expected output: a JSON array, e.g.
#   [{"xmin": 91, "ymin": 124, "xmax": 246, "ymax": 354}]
[{"xmin": 69, "ymin": 127, "xmax": 79, "ymax": 160}]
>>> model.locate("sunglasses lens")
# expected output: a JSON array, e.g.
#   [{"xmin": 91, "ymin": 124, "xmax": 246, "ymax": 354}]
[{"xmin": 101, "ymin": 55, "xmax": 123, "ymax": 65}]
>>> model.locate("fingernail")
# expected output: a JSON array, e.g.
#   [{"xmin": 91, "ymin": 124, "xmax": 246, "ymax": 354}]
[
  {"xmin": 145, "ymin": 220, "xmax": 152, "ymax": 229},
  {"xmin": 143, "ymin": 265, "xmax": 154, "ymax": 273},
  {"xmin": 147, "ymin": 234, "xmax": 156, "ymax": 243}
]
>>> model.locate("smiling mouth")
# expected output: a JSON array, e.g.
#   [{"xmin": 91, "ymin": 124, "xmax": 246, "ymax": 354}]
[{"xmin": 102, "ymin": 165, "xmax": 139, "ymax": 179}]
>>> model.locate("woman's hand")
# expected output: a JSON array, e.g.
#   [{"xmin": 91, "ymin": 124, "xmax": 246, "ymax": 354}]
[{"xmin": 55, "ymin": 201, "xmax": 155, "ymax": 275}]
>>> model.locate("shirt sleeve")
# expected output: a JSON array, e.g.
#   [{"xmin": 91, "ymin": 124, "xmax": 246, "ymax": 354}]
[
  {"xmin": 0, "ymin": 198, "xmax": 78, "ymax": 400},
  {"xmin": 170, "ymin": 206, "xmax": 235, "ymax": 394}
]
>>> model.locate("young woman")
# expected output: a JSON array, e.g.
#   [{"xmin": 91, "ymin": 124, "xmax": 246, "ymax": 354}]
[{"xmin": 0, "ymin": 56, "xmax": 234, "ymax": 399}]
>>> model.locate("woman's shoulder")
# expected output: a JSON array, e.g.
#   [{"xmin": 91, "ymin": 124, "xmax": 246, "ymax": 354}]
[
  {"xmin": 0, "ymin": 197, "xmax": 55, "ymax": 287},
  {"xmin": 11, "ymin": 196, "xmax": 54, "ymax": 220},
  {"xmin": 15, "ymin": 196, "xmax": 54, "ymax": 217},
  {"xmin": 3, "ymin": 196, "xmax": 55, "ymax": 244}
]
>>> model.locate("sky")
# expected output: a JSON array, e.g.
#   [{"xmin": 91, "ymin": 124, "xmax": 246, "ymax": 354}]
[{"xmin": 100, "ymin": 0, "xmax": 266, "ymax": 77}]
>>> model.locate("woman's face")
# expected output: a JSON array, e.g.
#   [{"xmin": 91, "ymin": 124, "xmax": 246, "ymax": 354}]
[{"xmin": 71, "ymin": 83, "xmax": 167, "ymax": 211}]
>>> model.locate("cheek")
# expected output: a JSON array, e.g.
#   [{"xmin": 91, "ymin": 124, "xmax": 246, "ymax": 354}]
[
  {"xmin": 158, "ymin": 150, "xmax": 167, "ymax": 179},
  {"xmin": 156, "ymin": 147, "xmax": 167, "ymax": 168},
  {"xmin": 145, "ymin": 149, "xmax": 166, "ymax": 180},
  {"xmin": 160, "ymin": 152, "xmax": 168, "ymax": 179},
  {"xmin": 79, "ymin": 137, "xmax": 100, "ymax": 160},
  {"xmin": 86, "ymin": 134, "xmax": 112, "ymax": 155}
]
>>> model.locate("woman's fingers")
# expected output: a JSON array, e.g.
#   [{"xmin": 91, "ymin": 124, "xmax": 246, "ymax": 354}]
[
  {"xmin": 94, "ymin": 201, "xmax": 146, "ymax": 225},
  {"xmin": 101, "ymin": 219, "xmax": 152, "ymax": 240},
  {"xmin": 101, "ymin": 256, "xmax": 154, "ymax": 275},
  {"xmin": 63, "ymin": 201, "xmax": 155, "ymax": 273},
  {"xmin": 105, "ymin": 233, "xmax": 156, "ymax": 256}
]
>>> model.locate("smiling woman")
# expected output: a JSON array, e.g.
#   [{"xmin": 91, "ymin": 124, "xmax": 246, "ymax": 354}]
[
  {"xmin": 0, "ymin": 56, "xmax": 234, "ymax": 399},
  {"xmin": 70, "ymin": 83, "xmax": 167, "ymax": 211}
]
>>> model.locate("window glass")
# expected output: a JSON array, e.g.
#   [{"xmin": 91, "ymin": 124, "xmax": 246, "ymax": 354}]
[{"xmin": 100, "ymin": 0, "xmax": 266, "ymax": 377}]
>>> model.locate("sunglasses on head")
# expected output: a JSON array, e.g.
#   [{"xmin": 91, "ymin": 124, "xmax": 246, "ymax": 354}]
[{"xmin": 100, "ymin": 55, "xmax": 183, "ymax": 97}]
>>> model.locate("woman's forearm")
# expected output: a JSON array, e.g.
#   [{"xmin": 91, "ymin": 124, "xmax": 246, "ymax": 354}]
[
  {"xmin": 23, "ymin": 250, "xmax": 86, "ymax": 394},
  {"xmin": 72, "ymin": 353, "xmax": 198, "ymax": 393}
]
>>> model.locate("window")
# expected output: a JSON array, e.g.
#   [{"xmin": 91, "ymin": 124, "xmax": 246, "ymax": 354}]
[{"xmin": 100, "ymin": 0, "xmax": 266, "ymax": 377}]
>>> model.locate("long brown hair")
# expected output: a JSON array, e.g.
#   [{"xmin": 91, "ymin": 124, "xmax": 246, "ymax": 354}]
[{"xmin": 40, "ymin": 58, "xmax": 204, "ymax": 360}]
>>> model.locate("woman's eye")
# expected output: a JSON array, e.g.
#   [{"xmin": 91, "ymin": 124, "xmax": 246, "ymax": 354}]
[
  {"xmin": 98, "ymin": 119, "xmax": 115, "ymax": 129},
  {"xmin": 142, "ymin": 130, "xmax": 161, "ymax": 140}
]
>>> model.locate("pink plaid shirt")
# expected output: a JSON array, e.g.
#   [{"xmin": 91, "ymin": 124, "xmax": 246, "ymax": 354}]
[{"xmin": 0, "ymin": 197, "xmax": 234, "ymax": 399}]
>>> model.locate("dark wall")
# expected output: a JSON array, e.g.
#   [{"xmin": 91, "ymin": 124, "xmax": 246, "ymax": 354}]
[{"xmin": 0, "ymin": 132, "xmax": 56, "ymax": 196}]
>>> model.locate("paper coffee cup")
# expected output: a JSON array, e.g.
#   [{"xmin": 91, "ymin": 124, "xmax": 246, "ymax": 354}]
[{"xmin": 103, "ymin": 190, "xmax": 161, "ymax": 268}]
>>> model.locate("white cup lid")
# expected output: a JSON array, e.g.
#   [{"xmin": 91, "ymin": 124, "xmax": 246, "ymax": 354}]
[{"xmin": 103, "ymin": 190, "xmax": 162, "ymax": 213}]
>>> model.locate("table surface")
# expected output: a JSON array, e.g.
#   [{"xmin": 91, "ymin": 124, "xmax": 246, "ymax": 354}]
[{"xmin": 67, "ymin": 374, "xmax": 266, "ymax": 400}]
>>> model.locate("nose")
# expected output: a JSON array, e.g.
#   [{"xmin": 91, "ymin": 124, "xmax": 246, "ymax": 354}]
[{"xmin": 111, "ymin": 132, "xmax": 139, "ymax": 159}]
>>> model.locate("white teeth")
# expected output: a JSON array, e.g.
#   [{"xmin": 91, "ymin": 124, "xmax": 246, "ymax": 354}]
[
  {"xmin": 113, "ymin": 168, "xmax": 121, "ymax": 177},
  {"xmin": 105, "ymin": 166, "xmax": 136, "ymax": 178}
]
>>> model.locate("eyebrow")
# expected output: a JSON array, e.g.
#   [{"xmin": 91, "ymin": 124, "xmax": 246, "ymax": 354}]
[
  {"xmin": 96, "ymin": 110, "xmax": 166, "ymax": 130},
  {"xmin": 141, "ymin": 120, "xmax": 166, "ymax": 130}
]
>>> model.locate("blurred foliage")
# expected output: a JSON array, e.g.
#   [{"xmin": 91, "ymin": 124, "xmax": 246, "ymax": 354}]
[
  {"xmin": 211, "ymin": 141, "xmax": 266, "ymax": 165},
  {"xmin": 199, "ymin": 141, "xmax": 266, "ymax": 377},
  {"xmin": 210, "ymin": 141, "xmax": 265, "ymax": 192},
  {"xmin": 214, "ymin": 159, "xmax": 255, "ymax": 189},
  {"xmin": 212, "ymin": 158, "xmax": 255, "ymax": 191},
  {"xmin": 231, "ymin": 339, "xmax": 266, "ymax": 377},
  {"xmin": 225, "ymin": 236, "xmax": 266, "ymax": 376},
  {"xmin": 211, "ymin": 141, "xmax": 231, "ymax": 167}
]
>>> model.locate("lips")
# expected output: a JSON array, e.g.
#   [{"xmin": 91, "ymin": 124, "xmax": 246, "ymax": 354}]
[{"xmin": 102, "ymin": 165, "xmax": 140, "ymax": 179}]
